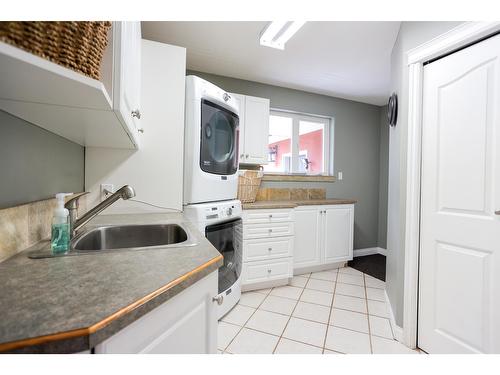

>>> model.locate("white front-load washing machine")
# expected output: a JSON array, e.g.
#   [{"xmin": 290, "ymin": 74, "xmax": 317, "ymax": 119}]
[
  {"xmin": 184, "ymin": 199, "xmax": 242, "ymax": 319},
  {"xmin": 184, "ymin": 76, "xmax": 240, "ymax": 205}
]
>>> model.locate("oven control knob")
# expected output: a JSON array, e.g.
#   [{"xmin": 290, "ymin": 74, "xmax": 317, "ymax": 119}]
[{"xmin": 226, "ymin": 207, "xmax": 233, "ymax": 216}]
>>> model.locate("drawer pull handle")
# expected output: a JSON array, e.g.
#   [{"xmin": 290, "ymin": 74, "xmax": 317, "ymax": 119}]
[
  {"xmin": 268, "ymin": 229, "xmax": 273, "ymax": 233},
  {"xmin": 269, "ymin": 214, "xmax": 273, "ymax": 218},
  {"xmin": 267, "ymin": 269, "xmax": 272, "ymax": 274},
  {"xmin": 212, "ymin": 295, "xmax": 224, "ymax": 305},
  {"xmin": 268, "ymin": 247, "xmax": 272, "ymax": 251}
]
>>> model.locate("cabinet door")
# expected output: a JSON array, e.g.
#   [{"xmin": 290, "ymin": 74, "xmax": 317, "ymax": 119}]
[
  {"xmin": 94, "ymin": 271, "xmax": 218, "ymax": 354},
  {"xmin": 323, "ymin": 206, "xmax": 354, "ymax": 263},
  {"xmin": 231, "ymin": 93, "xmax": 246, "ymax": 162},
  {"xmin": 293, "ymin": 207, "xmax": 322, "ymax": 269},
  {"xmin": 113, "ymin": 21, "xmax": 142, "ymax": 141},
  {"xmin": 243, "ymin": 95, "xmax": 270, "ymax": 164}
]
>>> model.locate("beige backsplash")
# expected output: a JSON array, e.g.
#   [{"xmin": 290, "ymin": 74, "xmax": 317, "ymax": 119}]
[
  {"xmin": 0, "ymin": 194, "xmax": 86, "ymax": 263},
  {"xmin": 256, "ymin": 188, "xmax": 326, "ymax": 201}
]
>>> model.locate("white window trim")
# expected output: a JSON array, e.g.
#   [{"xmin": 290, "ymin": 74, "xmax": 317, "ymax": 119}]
[{"xmin": 268, "ymin": 108, "xmax": 334, "ymax": 175}]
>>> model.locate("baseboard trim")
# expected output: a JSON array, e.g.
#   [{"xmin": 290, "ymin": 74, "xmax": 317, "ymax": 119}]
[
  {"xmin": 353, "ymin": 247, "xmax": 387, "ymax": 257},
  {"xmin": 385, "ymin": 290, "xmax": 404, "ymax": 343}
]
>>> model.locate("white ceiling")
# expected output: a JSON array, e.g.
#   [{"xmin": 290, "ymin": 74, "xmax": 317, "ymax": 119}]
[{"xmin": 141, "ymin": 21, "xmax": 401, "ymax": 106}]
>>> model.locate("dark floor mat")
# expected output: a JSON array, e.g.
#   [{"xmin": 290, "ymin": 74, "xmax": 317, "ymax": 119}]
[{"xmin": 348, "ymin": 254, "xmax": 386, "ymax": 281}]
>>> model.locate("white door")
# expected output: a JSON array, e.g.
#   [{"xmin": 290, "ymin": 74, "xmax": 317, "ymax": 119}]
[
  {"xmin": 243, "ymin": 95, "xmax": 270, "ymax": 164},
  {"xmin": 324, "ymin": 206, "xmax": 353, "ymax": 263},
  {"xmin": 419, "ymin": 34, "xmax": 500, "ymax": 354},
  {"xmin": 293, "ymin": 207, "xmax": 322, "ymax": 270}
]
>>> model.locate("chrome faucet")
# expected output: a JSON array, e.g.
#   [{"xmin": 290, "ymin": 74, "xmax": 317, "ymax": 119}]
[{"xmin": 65, "ymin": 185, "xmax": 136, "ymax": 238}]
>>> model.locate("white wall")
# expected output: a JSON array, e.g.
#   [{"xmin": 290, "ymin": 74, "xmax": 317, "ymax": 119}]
[
  {"xmin": 386, "ymin": 22, "xmax": 464, "ymax": 327},
  {"xmin": 85, "ymin": 39, "xmax": 186, "ymax": 214}
]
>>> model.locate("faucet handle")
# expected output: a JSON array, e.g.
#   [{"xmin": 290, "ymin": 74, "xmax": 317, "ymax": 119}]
[{"xmin": 65, "ymin": 192, "xmax": 90, "ymax": 210}]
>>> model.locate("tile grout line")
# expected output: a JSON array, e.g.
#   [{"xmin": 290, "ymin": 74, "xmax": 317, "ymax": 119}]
[
  {"xmin": 364, "ymin": 273, "xmax": 374, "ymax": 354},
  {"xmin": 271, "ymin": 273, "xmax": 312, "ymax": 354},
  {"xmin": 321, "ymin": 268, "xmax": 339, "ymax": 353},
  {"xmin": 222, "ymin": 286, "xmax": 273, "ymax": 353}
]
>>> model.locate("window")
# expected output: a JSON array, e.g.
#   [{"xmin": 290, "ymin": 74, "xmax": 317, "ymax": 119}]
[{"xmin": 264, "ymin": 110, "xmax": 332, "ymax": 175}]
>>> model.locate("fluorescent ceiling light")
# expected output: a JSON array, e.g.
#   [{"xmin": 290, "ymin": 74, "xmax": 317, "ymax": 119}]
[{"xmin": 260, "ymin": 21, "xmax": 306, "ymax": 50}]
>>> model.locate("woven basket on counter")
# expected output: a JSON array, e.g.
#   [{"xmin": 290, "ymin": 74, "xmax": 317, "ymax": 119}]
[
  {"xmin": 237, "ymin": 169, "xmax": 264, "ymax": 203},
  {"xmin": 0, "ymin": 21, "xmax": 112, "ymax": 80}
]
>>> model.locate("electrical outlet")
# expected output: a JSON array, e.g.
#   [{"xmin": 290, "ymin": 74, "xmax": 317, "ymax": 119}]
[
  {"xmin": 100, "ymin": 184, "xmax": 114, "ymax": 201},
  {"xmin": 338, "ymin": 171, "xmax": 343, "ymax": 181}
]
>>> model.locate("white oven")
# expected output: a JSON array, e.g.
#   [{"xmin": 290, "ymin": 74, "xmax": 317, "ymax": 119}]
[{"xmin": 183, "ymin": 76, "xmax": 240, "ymax": 205}]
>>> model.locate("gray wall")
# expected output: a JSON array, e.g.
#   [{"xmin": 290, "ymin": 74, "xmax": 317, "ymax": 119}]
[
  {"xmin": 386, "ymin": 22, "xmax": 464, "ymax": 326},
  {"xmin": 189, "ymin": 70, "xmax": 383, "ymax": 250},
  {"xmin": 378, "ymin": 106, "xmax": 389, "ymax": 249},
  {"xmin": 0, "ymin": 110, "xmax": 85, "ymax": 208}
]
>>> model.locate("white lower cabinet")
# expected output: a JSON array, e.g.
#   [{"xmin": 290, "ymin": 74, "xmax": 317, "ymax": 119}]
[
  {"xmin": 94, "ymin": 271, "xmax": 218, "ymax": 354},
  {"xmin": 241, "ymin": 209, "xmax": 294, "ymax": 291},
  {"xmin": 294, "ymin": 204, "xmax": 354, "ymax": 273},
  {"xmin": 293, "ymin": 208, "xmax": 322, "ymax": 268}
]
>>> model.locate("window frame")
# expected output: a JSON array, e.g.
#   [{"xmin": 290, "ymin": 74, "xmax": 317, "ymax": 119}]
[{"xmin": 267, "ymin": 109, "xmax": 334, "ymax": 175}]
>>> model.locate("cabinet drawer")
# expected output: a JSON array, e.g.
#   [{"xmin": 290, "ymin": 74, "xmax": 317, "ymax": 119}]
[
  {"xmin": 243, "ymin": 222, "xmax": 294, "ymax": 239},
  {"xmin": 243, "ymin": 236, "xmax": 293, "ymax": 262},
  {"xmin": 242, "ymin": 257, "xmax": 292, "ymax": 285},
  {"xmin": 243, "ymin": 209, "xmax": 293, "ymax": 224}
]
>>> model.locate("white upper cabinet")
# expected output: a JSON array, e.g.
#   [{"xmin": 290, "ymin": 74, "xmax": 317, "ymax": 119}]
[
  {"xmin": 0, "ymin": 21, "xmax": 141, "ymax": 149},
  {"xmin": 113, "ymin": 21, "xmax": 142, "ymax": 136},
  {"xmin": 232, "ymin": 93, "xmax": 270, "ymax": 165}
]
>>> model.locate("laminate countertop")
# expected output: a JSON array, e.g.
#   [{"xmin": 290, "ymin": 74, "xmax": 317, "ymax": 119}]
[
  {"xmin": 0, "ymin": 213, "xmax": 222, "ymax": 353},
  {"xmin": 242, "ymin": 199, "xmax": 357, "ymax": 210}
]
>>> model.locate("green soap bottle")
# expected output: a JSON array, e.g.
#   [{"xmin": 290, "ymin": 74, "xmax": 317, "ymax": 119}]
[{"xmin": 51, "ymin": 193, "xmax": 70, "ymax": 255}]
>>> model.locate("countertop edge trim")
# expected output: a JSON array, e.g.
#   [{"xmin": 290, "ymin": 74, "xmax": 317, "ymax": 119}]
[{"xmin": 0, "ymin": 254, "xmax": 223, "ymax": 353}]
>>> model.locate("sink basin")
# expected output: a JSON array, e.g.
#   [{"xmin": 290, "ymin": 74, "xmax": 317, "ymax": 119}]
[
  {"xmin": 73, "ymin": 224, "xmax": 188, "ymax": 251},
  {"xmin": 28, "ymin": 223, "xmax": 196, "ymax": 259}
]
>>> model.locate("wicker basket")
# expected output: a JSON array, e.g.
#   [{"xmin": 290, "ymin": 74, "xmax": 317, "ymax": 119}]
[
  {"xmin": 238, "ymin": 170, "xmax": 264, "ymax": 203},
  {"xmin": 0, "ymin": 21, "xmax": 112, "ymax": 80}
]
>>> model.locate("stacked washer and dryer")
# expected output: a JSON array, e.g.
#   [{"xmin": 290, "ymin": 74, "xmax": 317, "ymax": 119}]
[{"xmin": 183, "ymin": 76, "xmax": 243, "ymax": 319}]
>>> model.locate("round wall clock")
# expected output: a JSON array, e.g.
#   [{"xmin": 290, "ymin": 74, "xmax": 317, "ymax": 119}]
[{"xmin": 387, "ymin": 93, "xmax": 398, "ymax": 127}]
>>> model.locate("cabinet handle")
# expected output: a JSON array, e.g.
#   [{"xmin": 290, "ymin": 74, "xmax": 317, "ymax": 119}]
[
  {"xmin": 240, "ymin": 154, "xmax": 244, "ymax": 158},
  {"xmin": 267, "ymin": 269, "xmax": 272, "ymax": 274},
  {"xmin": 212, "ymin": 295, "xmax": 224, "ymax": 305},
  {"xmin": 245, "ymin": 154, "xmax": 249, "ymax": 158},
  {"xmin": 269, "ymin": 214, "xmax": 273, "ymax": 218},
  {"xmin": 138, "ymin": 128, "xmax": 144, "ymax": 134},
  {"xmin": 131, "ymin": 109, "xmax": 141, "ymax": 119},
  {"xmin": 268, "ymin": 247, "xmax": 272, "ymax": 251},
  {"xmin": 268, "ymin": 229, "xmax": 273, "ymax": 233}
]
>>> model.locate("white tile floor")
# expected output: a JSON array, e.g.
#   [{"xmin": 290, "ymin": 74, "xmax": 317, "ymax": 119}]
[{"xmin": 218, "ymin": 266, "xmax": 421, "ymax": 354}]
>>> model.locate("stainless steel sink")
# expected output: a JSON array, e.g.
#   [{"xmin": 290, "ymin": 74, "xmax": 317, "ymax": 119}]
[
  {"xmin": 28, "ymin": 223, "xmax": 197, "ymax": 259},
  {"xmin": 73, "ymin": 224, "xmax": 189, "ymax": 250}
]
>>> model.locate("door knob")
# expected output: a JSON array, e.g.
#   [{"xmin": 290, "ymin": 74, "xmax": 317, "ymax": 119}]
[{"xmin": 212, "ymin": 295, "xmax": 224, "ymax": 305}]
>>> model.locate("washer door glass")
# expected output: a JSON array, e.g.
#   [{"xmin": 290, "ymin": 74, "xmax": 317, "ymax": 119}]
[
  {"xmin": 205, "ymin": 218, "xmax": 242, "ymax": 294},
  {"xmin": 200, "ymin": 99, "xmax": 239, "ymax": 175}
]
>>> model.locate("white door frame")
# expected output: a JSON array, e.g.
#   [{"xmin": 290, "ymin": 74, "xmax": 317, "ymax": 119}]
[{"xmin": 402, "ymin": 21, "xmax": 500, "ymax": 349}]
